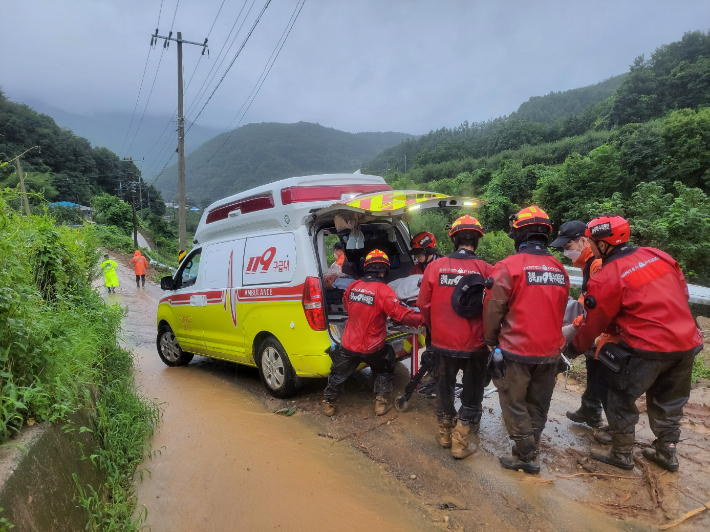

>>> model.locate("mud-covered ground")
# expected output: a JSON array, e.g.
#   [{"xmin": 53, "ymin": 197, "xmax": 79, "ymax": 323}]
[{"xmin": 107, "ymin": 254, "xmax": 710, "ymax": 531}]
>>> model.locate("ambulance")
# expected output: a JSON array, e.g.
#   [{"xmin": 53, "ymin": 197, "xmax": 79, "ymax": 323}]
[{"xmin": 157, "ymin": 173, "xmax": 482, "ymax": 397}]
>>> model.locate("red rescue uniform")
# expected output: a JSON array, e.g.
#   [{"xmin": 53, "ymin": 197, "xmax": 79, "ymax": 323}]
[
  {"xmin": 417, "ymin": 249, "xmax": 492, "ymax": 356},
  {"xmin": 573, "ymin": 246, "xmax": 702, "ymax": 357},
  {"xmin": 484, "ymin": 246, "xmax": 569, "ymax": 362},
  {"xmin": 341, "ymin": 275, "xmax": 424, "ymax": 354}
]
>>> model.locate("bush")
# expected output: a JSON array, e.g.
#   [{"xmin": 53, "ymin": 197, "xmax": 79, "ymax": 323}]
[{"xmin": 476, "ymin": 231, "xmax": 516, "ymax": 264}]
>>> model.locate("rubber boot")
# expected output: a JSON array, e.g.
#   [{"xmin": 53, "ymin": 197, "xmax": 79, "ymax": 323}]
[
  {"xmin": 374, "ymin": 395, "xmax": 392, "ymax": 416},
  {"xmin": 566, "ymin": 407, "xmax": 602, "ymax": 428},
  {"xmin": 593, "ymin": 425, "xmax": 612, "ymax": 445},
  {"xmin": 451, "ymin": 422, "xmax": 476, "ymax": 459},
  {"xmin": 500, "ymin": 435, "xmax": 540, "ymax": 474},
  {"xmin": 437, "ymin": 419, "xmax": 454, "ymax": 448},
  {"xmin": 642, "ymin": 440, "xmax": 679, "ymax": 472},
  {"xmin": 321, "ymin": 400, "xmax": 336, "ymax": 416},
  {"xmin": 591, "ymin": 432, "xmax": 635, "ymax": 470}
]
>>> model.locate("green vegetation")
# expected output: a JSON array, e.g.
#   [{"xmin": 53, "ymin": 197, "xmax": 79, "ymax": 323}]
[
  {"xmin": 0, "ymin": 88, "xmax": 164, "ymax": 213},
  {"xmin": 0, "ymin": 191, "xmax": 159, "ymax": 530},
  {"xmin": 369, "ymin": 31, "xmax": 710, "ymax": 284},
  {"xmin": 153, "ymin": 121, "xmax": 414, "ymax": 203},
  {"xmin": 692, "ymin": 352, "xmax": 710, "ymax": 383}
]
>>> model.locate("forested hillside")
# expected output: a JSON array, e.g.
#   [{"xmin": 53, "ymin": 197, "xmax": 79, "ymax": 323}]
[
  {"xmin": 0, "ymin": 90, "xmax": 164, "ymax": 212},
  {"xmin": 152, "ymin": 121, "xmax": 413, "ymax": 203},
  {"xmin": 368, "ymin": 31, "xmax": 710, "ymax": 284}
]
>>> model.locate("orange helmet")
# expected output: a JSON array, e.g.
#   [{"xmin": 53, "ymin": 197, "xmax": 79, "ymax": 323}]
[
  {"xmin": 410, "ymin": 232, "xmax": 436, "ymax": 251},
  {"xmin": 449, "ymin": 215, "xmax": 484, "ymax": 238},
  {"xmin": 585, "ymin": 215, "xmax": 630, "ymax": 245},
  {"xmin": 364, "ymin": 249, "xmax": 390, "ymax": 269},
  {"xmin": 509, "ymin": 206, "xmax": 553, "ymax": 230}
]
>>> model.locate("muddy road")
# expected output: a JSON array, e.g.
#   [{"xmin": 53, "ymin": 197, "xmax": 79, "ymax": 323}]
[{"xmin": 106, "ymin": 257, "xmax": 710, "ymax": 531}]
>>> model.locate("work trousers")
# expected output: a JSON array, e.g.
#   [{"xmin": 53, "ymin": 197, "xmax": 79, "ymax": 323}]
[
  {"xmin": 324, "ymin": 346, "xmax": 395, "ymax": 403},
  {"xmin": 435, "ymin": 348, "xmax": 488, "ymax": 425},
  {"xmin": 493, "ymin": 359, "xmax": 557, "ymax": 457},
  {"xmin": 136, "ymin": 274, "xmax": 145, "ymax": 288},
  {"xmin": 606, "ymin": 355, "xmax": 694, "ymax": 445},
  {"xmin": 580, "ymin": 356, "xmax": 608, "ymax": 420}
]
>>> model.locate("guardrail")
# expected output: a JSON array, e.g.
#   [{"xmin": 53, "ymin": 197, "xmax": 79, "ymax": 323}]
[{"xmin": 566, "ymin": 267, "xmax": 710, "ymax": 306}]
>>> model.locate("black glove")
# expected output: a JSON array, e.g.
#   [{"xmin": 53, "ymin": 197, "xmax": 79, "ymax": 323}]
[{"xmin": 563, "ymin": 341, "xmax": 579, "ymax": 360}]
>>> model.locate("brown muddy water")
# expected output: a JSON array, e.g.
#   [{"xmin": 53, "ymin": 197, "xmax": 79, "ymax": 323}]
[{"xmin": 106, "ymin": 256, "xmax": 710, "ymax": 532}]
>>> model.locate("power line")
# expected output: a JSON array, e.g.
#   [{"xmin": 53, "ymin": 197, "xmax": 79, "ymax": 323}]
[
  {"xmin": 187, "ymin": 0, "xmax": 272, "ymax": 133},
  {"xmin": 198, "ymin": 0, "xmax": 306, "ymax": 168},
  {"xmin": 123, "ymin": 0, "xmax": 181, "ymax": 157},
  {"xmin": 184, "ymin": 0, "xmax": 253, "ymax": 120}
]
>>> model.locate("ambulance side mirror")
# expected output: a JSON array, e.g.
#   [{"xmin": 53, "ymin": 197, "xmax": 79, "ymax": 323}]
[{"xmin": 161, "ymin": 276, "xmax": 176, "ymax": 291}]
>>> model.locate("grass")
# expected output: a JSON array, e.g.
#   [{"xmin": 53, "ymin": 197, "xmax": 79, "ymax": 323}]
[
  {"xmin": 0, "ymin": 191, "xmax": 160, "ymax": 530},
  {"xmin": 692, "ymin": 349, "xmax": 710, "ymax": 383}
]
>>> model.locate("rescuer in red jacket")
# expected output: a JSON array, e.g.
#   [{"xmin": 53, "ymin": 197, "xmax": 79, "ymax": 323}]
[
  {"xmin": 569, "ymin": 216, "xmax": 703, "ymax": 472},
  {"xmin": 322, "ymin": 249, "xmax": 424, "ymax": 417},
  {"xmin": 417, "ymin": 215, "xmax": 492, "ymax": 459},
  {"xmin": 409, "ymin": 232, "xmax": 442, "ymax": 275},
  {"xmin": 483, "ymin": 206, "xmax": 569, "ymax": 474}
]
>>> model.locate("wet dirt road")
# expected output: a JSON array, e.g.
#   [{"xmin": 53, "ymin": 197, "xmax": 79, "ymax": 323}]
[
  {"xmin": 107, "ymin": 260, "xmax": 440, "ymax": 532},
  {"xmin": 106, "ymin": 255, "xmax": 710, "ymax": 531}
]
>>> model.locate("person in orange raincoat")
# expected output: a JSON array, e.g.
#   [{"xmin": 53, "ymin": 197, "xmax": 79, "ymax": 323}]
[{"xmin": 131, "ymin": 250, "xmax": 148, "ymax": 289}]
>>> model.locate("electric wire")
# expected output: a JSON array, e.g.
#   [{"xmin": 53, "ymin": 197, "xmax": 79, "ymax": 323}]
[
  {"xmin": 186, "ymin": 0, "xmax": 272, "ymax": 133},
  {"xmin": 197, "ymin": 0, "xmax": 306, "ymax": 168},
  {"xmin": 142, "ymin": 0, "xmax": 241, "ymax": 172}
]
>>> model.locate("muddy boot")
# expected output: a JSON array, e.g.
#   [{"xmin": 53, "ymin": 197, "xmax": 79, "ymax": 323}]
[
  {"xmin": 321, "ymin": 400, "xmax": 336, "ymax": 416},
  {"xmin": 642, "ymin": 440, "xmax": 679, "ymax": 472},
  {"xmin": 593, "ymin": 425, "xmax": 612, "ymax": 445},
  {"xmin": 566, "ymin": 407, "xmax": 602, "ymax": 428},
  {"xmin": 451, "ymin": 422, "xmax": 477, "ymax": 459},
  {"xmin": 590, "ymin": 433, "xmax": 635, "ymax": 470},
  {"xmin": 437, "ymin": 419, "xmax": 454, "ymax": 448},
  {"xmin": 500, "ymin": 435, "xmax": 539, "ymax": 473},
  {"xmin": 374, "ymin": 395, "xmax": 392, "ymax": 416}
]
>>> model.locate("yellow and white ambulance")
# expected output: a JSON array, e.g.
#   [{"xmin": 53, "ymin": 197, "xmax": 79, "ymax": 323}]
[{"xmin": 157, "ymin": 173, "xmax": 482, "ymax": 397}]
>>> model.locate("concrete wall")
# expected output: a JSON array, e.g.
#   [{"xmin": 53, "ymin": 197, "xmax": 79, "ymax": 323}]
[{"xmin": 0, "ymin": 410, "xmax": 102, "ymax": 531}]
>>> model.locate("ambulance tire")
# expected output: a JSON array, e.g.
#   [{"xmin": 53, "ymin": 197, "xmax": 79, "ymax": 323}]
[
  {"xmin": 157, "ymin": 324, "xmax": 194, "ymax": 367},
  {"xmin": 257, "ymin": 337, "xmax": 299, "ymax": 398}
]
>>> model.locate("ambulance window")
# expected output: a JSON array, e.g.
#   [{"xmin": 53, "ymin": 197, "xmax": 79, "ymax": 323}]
[
  {"xmin": 243, "ymin": 233, "xmax": 296, "ymax": 286},
  {"xmin": 203, "ymin": 239, "xmax": 246, "ymax": 289},
  {"xmin": 180, "ymin": 250, "xmax": 201, "ymax": 288}
]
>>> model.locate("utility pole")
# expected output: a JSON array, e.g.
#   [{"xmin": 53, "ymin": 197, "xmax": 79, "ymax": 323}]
[
  {"xmin": 16, "ymin": 158, "xmax": 31, "ymax": 216},
  {"xmin": 404, "ymin": 154, "xmax": 407, "ymax": 174},
  {"xmin": 130, "ymin": 174, "xmax": 138, "ymax": 249},
  {"xmin": 2, "ymin": 145, "xmax": 39, "ymax": 215},
  {"xmin": 151, "ymin": 29, "xmax": 208, "ymax": 259}
]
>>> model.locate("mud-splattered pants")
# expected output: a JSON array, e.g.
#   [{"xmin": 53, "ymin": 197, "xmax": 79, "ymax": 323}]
[
  {"xmin": 435, "ymin": 347, "xmax": 488, "ymax": 426},
  {"xmin": 324, "ymin": 345, "xmax": 395, "ymax": 403}
]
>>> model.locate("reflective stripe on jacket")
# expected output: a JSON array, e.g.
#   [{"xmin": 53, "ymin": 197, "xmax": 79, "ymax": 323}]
[
  {"xmin": 417, "ymin": 249, "xmax": 492, "ymax": 357},
  {"xmin": 483, "ymin": 245, "xmax": 569, "ymax": 363},
  {"xmin": 572, "ymin": 246, "xmax": 702, "ymax": 358},
  {"xmin": 341, "ymin": 275, "xmax": 424, "ymax": 355}
]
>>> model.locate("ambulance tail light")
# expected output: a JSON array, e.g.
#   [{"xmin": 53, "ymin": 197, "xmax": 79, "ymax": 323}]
[{"xmin": 302, "ymin": 277, "xmax": 326, "ymax": 331}]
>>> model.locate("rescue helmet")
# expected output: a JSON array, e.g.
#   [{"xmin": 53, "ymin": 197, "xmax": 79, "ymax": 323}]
[
  {"xmin": 449, "ymin": 215, "xmax": 485, "ymax": 238},
  {"xmin": 364, "ymin": 249, "xmax": 390, "ymax": 272},
  {"xmin": 585, "ymin": 215, "xmax": 630, "ymax": 245},
  {"xmin": 509, "ymin": 206, "xmax": 553, "ymax": 231},
  {"xmin": 410, "ymin": 232, "xmax": 436, "ymax": 252}
]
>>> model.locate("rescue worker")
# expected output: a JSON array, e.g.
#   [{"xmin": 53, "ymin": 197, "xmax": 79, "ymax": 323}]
[
  {"xmin": 322, "ymin": 249, "xmax": 424, "ymax": 416},
  {"xmin": 551, "ymin": 221, "xmax": 609, "ymax": 440},
  {"xmin": 332, "ymin": 241, "xmax": 345, "ymax": 269},
  {"xmin": 569, "ymin": 216, "xmax": 703, "ymax": 472},
  {"xmin": 483, "ymin": 206, "xmax": 569, "ymax": 474},
  {"xmin": 417, "ymin": 215, "xmax": 492, "ymax": 459},
  {"xmin": 131, "ymin": 250, "xmax": 148, "ymax": 289},
  {"xmin": 100, "ymin": 253, "xmax": 119, "ymax": 294},
  {"xmin": 409, "ymin": 232, "xmax": 442, "ymax": 274}
]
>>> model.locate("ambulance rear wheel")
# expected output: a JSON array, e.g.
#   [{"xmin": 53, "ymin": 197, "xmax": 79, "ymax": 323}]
[
  {"xmin": 257, "ymin": 337, "xmax": 298, "ymax": 398},
  {"xmin": 157, "ymin": 324, "xmax": 194, "ymax": 367}
]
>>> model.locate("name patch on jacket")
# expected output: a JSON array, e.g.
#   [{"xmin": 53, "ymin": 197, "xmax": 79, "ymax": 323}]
[
  {"xmin": 439, "ymin": 273, "xmax": 464, "ymax": 287},
  {"xmin": 349, "ymin": 290, "xmax": 375, "ymax": 305},
  {"xmin": 526, "ymin": 271, "xmax": 566, "ymax": 286}
]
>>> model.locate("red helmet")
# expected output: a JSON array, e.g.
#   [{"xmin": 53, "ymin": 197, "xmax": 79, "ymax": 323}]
[
  {"xmin": 585, "ymin": 215, "xmax": 630, "ymax": 245},
  {"xmin": 364, "ymin": 249, "xmax": 390, "ymax": 269},
  {"xmin": 509, "ymin": 206, "xmax": 553, "ymax": 230},
  {"xmin": 449, "ymin": 215, "xmax": 484, "ymax": 238},
  {"xmin": 410, "ymin": 232, "xmax": 436, "ymax": 251}
]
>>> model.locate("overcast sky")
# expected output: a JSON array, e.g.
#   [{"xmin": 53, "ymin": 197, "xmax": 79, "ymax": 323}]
[{"xmin": 3, "ymin": 0, "xmax": 710, "ymax": 138}]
